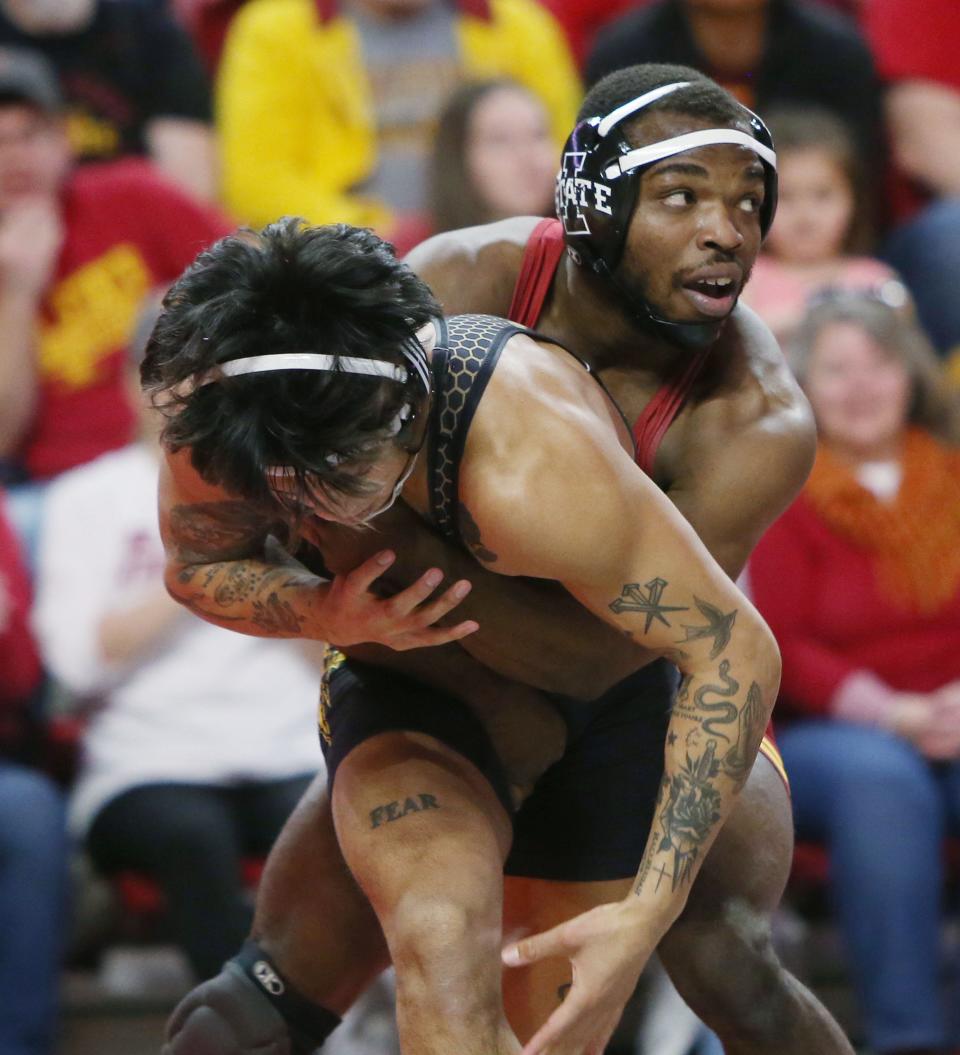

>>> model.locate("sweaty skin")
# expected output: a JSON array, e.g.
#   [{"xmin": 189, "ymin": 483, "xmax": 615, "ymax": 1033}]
[
  {"xmin": 164, "ymin": 119, "xmax": 854, "ymax": 1055},
  {"xmin": 160, "ymin": 321, "xmax": 782, "ymax": 1055}
]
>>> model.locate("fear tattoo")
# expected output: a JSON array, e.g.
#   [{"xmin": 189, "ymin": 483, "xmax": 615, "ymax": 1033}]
[
  {"xmin": 609, "ymin": 578, "xmax": 689, "ymax": 633},
  {"xmin": 369, "ymin": 793, "xmax": 440, "ymax": 829},
  {"xmin": 250, "ymin": 593, "xmax": 303, "ymax": 634}
]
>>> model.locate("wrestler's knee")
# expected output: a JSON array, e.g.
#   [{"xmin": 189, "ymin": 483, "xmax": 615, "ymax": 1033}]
[
  {"xmin": 661, "ymin": 899, "xmax": 794, "ymax": 1044},
  {"xmin": 163, "ymin": 946, "xmax": 340, "ymax": 1055},
  {"xmin": 389, "ymin": 893, "xmax": 501, "ymax": 1017}
]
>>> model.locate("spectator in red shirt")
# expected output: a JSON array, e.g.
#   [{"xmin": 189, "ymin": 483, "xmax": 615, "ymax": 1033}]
[
  {"xmin": 0, "ymin": 46, "xmax": 230, "ymax": 561},
  {"xmin": 749, "ymin": 289, "xmax": 960, "ymax": 1055},
  {"xmin": 0, "ymin": 487, "xmax": 68, "ymax": 1055},
  {"xmin": 862, "ymin": 0, "xmax": 960, "ymax": 362},
  {"xmin": 0, "ymin": 0, "xmax": 217, "ymax": 202}
]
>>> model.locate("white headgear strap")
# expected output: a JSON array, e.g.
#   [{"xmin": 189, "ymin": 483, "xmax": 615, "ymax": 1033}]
[
  {"xmin": 595, "ymin": 81, "xmax": 691, "ymax": 137},
  {"xmin": 603, "ymin": 128, "xmax": 777, "ymax": 181},
  {"xmin": 197, "ymin": 352, "xmax": 409, "ymax": 386}
]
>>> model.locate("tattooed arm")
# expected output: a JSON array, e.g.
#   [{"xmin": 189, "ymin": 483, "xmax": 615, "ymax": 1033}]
[
  {"xmin": 158, "ymin": 448, "xmax": 479, "ymax": 649},
  {"xmin": 461, "ymin": 335, "xmax": 781, "ymax": 1053}
]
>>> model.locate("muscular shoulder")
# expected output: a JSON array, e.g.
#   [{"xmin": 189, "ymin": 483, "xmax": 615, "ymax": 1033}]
[
  {"xmin": 404, "ymin": 217, "xmax": 542, "ymax": 315},
  {"xmin": 669, "ymin": 304, "xmax": 816, "ymax": 575},
  {"xmin": 683, "ymin": 301, "xmax": 810, "ymax": 449},
  {"xmin": 458, "ymin": 332, "xmax": 634, "ymax": 573}
]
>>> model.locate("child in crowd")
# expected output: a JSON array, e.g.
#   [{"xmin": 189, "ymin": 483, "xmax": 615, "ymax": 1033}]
[{"xmin": 743, "ymin": 107, "xmax": 900, "ymax": 346}]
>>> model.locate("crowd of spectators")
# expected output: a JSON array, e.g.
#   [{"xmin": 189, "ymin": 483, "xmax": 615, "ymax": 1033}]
[{"xmin": 0, "ymin": 1, "xmax": 957, "ymax": 1054}]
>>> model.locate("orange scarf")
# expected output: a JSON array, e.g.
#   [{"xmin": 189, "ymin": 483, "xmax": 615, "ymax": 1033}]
[{"xmin": 804, "ymin": 428, "xmax": 960, "ymax": 614}]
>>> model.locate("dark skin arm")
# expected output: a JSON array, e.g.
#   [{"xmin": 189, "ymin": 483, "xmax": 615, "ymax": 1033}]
[
  {"xmin": 305, "ymin": 504, "xmax": 651, "ymax": 700},
  {"xmin": 661, "ymin": 307, "xmax": 817, "ymax": 580}
]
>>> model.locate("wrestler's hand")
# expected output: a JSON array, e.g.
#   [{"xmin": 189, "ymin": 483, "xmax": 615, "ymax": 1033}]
[
  {"xmin": 302, "ymin": 510, "xmax": 409, "ymax": 578},
  {"xmin": 322, "ymin": 549, "xmax": 479, "ymax": 650},
  {"xmin": 502, "ymin": 899, "xmax": 664, "ymax": 1055}
]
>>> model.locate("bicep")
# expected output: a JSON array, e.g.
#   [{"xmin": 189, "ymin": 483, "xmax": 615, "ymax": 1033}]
[
  {"xmin": 669, "ymin": 415, "xmax": 816, "ymax": 581},
  {"xmin": 473, "ymin": 439, "xmax": 746, "ymax": 655}
]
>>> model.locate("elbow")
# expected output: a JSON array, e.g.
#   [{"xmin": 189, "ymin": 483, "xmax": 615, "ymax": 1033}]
[{"xmin": 753, "ymin": 618, "xmax": 781, "ymax": 719}]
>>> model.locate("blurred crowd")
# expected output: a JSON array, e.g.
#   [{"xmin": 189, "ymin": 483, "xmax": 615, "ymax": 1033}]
[{"xmin": 0, "ymin": 1, "xmax": 958, "ymax": 1054}]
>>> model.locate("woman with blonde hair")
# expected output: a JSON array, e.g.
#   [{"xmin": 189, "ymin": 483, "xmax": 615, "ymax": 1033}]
[{"xmin": 749, "ymin": 289, "xmax": 960, "ymax": 1055}]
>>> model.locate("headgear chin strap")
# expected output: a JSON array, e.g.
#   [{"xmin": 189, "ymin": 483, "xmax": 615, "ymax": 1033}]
[{"xmin": 555, "ymin": 81, "xmax": 778, "ymax": 350}]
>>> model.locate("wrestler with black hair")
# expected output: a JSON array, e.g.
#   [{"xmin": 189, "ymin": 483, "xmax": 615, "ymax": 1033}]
[{"xmin": 154, "ymin": 64, "xmax": 854, "ymax": 1055}]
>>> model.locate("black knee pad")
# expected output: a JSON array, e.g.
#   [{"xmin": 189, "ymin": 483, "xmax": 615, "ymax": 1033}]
[{"xmin": 163, "ymin": 942, "xmax": 341, "ymax": 1055}]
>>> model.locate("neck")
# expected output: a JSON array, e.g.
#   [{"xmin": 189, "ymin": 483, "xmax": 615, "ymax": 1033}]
[
  {"xmin": 684, "ymin": 4, "xmax": 767, "ymax": 73},
  {"xmin": 549, "ymin": 252, "xmax": 707, "ymax": 376}
]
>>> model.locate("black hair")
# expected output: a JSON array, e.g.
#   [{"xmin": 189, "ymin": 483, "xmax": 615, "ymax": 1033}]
[
  {"xmin": 141, "ymin": 217, "xmax": 441, "ymax": 515},
  {"xmin": 577, "ymin": 63, "xmax": 748, "ymax": 135}
]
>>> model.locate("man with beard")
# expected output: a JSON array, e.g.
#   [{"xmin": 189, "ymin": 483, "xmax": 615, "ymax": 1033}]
[{"xmin": 160, "ymin": 65, "xmax": 853, "ymax": 1055}]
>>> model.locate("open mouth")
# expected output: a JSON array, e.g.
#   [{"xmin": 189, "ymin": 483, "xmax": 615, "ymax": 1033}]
[{"xmin": 680, "ymin": 275, "xmax": 740, "ymax": 318}]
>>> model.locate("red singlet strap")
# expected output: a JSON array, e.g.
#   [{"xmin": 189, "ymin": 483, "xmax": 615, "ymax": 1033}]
[
  {"xmin": 507, "ymin": 218, "xmax": 566, "ymax": 327},
  {"xmin": 508, "ymin": 217, "xmax": 710, "ymax": 479},
  {"xmin": 633, "ymin": 349, "xmax": 711, "ymax": 477}
]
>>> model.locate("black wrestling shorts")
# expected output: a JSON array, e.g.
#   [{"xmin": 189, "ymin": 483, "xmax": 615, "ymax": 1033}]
[{"xmin": 318, "ymin": 649, "xmax": 676, "ymax": 883}]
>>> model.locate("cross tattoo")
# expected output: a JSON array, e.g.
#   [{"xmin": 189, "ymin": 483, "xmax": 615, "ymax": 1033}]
[
  {"xmin": 654, "ymin": 861, "xmax": 673, "ymax": 892},
  {"xmin": 610, "ymin": 577, "xmax": 689, "ymax": 633}
]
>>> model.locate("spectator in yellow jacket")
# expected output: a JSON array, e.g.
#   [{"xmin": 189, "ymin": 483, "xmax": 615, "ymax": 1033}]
[{"xmin": 216, "ymin": 0, "xmax": 580, "ymax": 235}]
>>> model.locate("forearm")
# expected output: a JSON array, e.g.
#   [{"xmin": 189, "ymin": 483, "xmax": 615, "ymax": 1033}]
[
  {"xmin": 166, "ymin": 554, "xmax": 331, "ymax": 640},
  {"xmin": 629, "ymin": 618, "xmax": 779, "ymax": 929},
  {"xmin": 0, "ymin": 288, "xmax": 40, "ymax": 457}
]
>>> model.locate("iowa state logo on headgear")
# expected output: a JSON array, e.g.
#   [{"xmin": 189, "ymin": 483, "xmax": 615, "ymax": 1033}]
[{"xmin": 555, "ymin": 121, "xmax": 614, "ymax": 238}]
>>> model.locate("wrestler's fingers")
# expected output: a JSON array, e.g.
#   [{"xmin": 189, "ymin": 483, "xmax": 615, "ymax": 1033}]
[
  {"xmin": 381, "ymin": 566, "xmax": 454, "ymax": 616},
  {"xmin": 393, "ymin": 618, "xmax": 480, "ymax": 650},
  {"xmin": 407, "ymin": 578, "xmax": 474, "ymax": 627},
  {"xmin": 337, "ymin": 550, "xmax": 397, "ymax": 594},
  {"xmin": 517, "ymin": 991, "xmax": 594, "ymax": 1055},
  {"xmin": 502, "ymin": 921, "xmax": 571, "ymax": 968}
]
